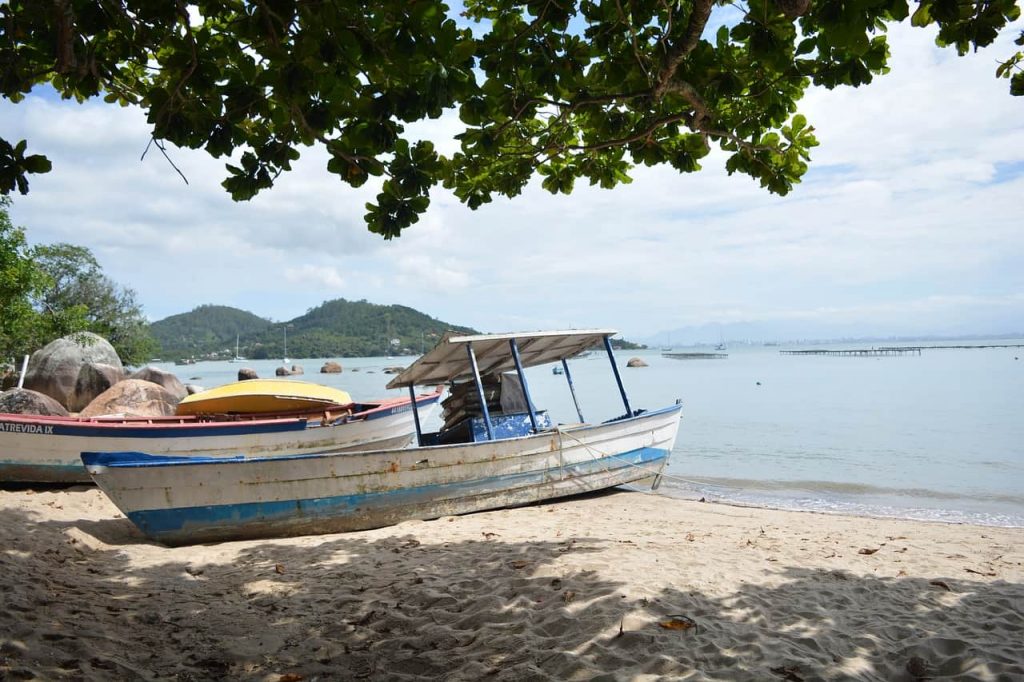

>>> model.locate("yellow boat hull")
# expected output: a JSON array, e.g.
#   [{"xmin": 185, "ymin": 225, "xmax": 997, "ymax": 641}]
[{"xmin": 176, "ymin": 379, "xmax": 353, "ymax": 416}]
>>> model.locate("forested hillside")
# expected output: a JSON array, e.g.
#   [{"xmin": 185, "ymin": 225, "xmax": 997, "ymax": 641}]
[
  {"xmin": 149, "ymin": 305, "xmax": 273, "ymax": 360},
  {"xmin": 149, "ymin": 299, "xmax": 476, "ymax": 360}
]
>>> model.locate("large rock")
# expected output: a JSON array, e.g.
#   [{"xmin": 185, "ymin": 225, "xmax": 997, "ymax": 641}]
[
  {"xmin": 130, "ymin": 366, "xmax": 187, "ymax": 400},
  {"xmin": 23, "ymin": 333, "xmax": 124, "ymax": 410},
  {"xmin": 72, "ymin": 362, "xmax": 125, "ymax": 411},
  {"xmin": 0, "ymin": 388, "xmax": 70, "ymax": 416},
  {"xmin": 238, "ymin": 368, "xmax": 258, "ymax": 381},
  {"xmin": 321, "ymin": 361, "xmax": 343, "ymax": 374},
  {"xmin": 626, "ymin": 357, "xmax": 648, "ymax": 368},
  {"xmin": 79, "ymin": 379, "xmax": 180, "ymax": 418}
]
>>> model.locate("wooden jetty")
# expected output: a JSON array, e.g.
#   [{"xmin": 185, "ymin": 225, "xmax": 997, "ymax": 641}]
[
  {"xmin": 780, "ymin": 347, "xmax": 922, "ymax": 357},
  {"xmin": 663, "ymin": 352, "xmax": 729, "ymax": 360}
]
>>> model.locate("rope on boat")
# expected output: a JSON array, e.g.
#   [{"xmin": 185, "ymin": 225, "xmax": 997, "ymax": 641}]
[{"xmin": 553, "ymin": 426, "xmax": 709, "ymax": 490}]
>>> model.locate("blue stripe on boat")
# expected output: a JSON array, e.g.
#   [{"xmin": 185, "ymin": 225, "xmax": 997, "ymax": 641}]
[{"xmin": 126, "ymin": 447, "xmax": 669, "ymax": 538}]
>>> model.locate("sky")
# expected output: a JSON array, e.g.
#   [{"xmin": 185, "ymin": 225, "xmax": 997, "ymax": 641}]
[{"xmin": 2, "ymin": 20, "xmax": 1022, "ymax": 345}]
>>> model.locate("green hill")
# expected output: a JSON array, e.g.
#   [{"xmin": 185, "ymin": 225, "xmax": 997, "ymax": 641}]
[
  {"xmin": 149, "ymin": 305, "xmax": 273, "ymax": 360},
  {"xmin": 149, "ymin": 299, "xmax": 477, "ymax": 360}
]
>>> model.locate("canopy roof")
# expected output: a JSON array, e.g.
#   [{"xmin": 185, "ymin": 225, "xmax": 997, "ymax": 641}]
[{"xmin": 386, "ymin": 329, "xmax": 617, "ymax": 389}]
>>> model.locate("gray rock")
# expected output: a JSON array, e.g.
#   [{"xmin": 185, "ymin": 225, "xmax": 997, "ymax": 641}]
[
  {"xmin": 23, "ymin": 333, "xmax": 124, "ymax": 409},
  {"xmin": 289, "ymin": 364, "xmax": 304, "ymax": 375},
  {"xmin": 238, "ymin": 368, "xmax": 258, "ymax": 381},
  {"xmin": 275, "ymin": 366, "xmax": 291, "ymax": 376},
  {"xmin": 184, "ymin": 384, "xmax": 205, "ymax": 395},
  {"xmin": 626, "ymin": 357, "xmax": 648, "ymax": 368},
  {"xmin": 79, "ymin": 379, "xmax": 180, "ymax": 418},
  {"xmin": 130, "ymin": 366, "xmax": 187, "ymax": 400},
  {"xmin": 0, "ymin": 388, "xmax": 70, "ymax": 416},
  {"xmin": 321, "ymin": 361, "xmax": 343, "ymax": 374},
  {"xmin": 71, "ymin": 362, "xmax": 125, "ymax": 412}
]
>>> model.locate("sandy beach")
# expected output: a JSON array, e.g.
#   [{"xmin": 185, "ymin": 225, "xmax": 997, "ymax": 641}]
[{"xmin": 0, "ymin": 487, "xmax": 1021, "ymax": 681}]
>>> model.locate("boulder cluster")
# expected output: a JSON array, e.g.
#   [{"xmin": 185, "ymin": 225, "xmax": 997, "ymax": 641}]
[{"xmin": 0, "ymin": 333, "xmax": 187, "ymax": 418}]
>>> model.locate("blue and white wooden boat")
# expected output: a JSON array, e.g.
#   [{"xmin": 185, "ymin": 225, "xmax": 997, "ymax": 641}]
[
  {"xmin": 1, "ymin": 391, "xmax": 441, "ymax": 483},
  {"xmin": 83, "ymin": 330, "xmax": 683, "ymax": 545}
]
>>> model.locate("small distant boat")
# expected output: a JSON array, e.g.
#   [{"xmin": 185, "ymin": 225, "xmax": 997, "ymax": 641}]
[
  {"xmin": 552, "ymin": 365, "xmax": 564, "ymax": 375},
  {"xmin": 714, "ymin": 343, "xmax": 727, "ymax": 351},
  {"xmin": 1, "ymin": 384, "xmax": 441, "ymax": 483},
  {"xmin": 85, "ymin": 329, "xmax": 683, "ymax": 545},
  {"xmin": 229, "ymin": 335, "xmax": 245, "ymax": 363}
]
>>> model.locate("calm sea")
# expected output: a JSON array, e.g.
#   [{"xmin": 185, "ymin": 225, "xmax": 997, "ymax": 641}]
[{"xmin": 159, "ymin": 340, "xmax": 1024, "ymax": 528}]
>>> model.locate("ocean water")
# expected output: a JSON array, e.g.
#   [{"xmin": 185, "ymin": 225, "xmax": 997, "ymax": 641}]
[{"xmin": 158, "ymin": 340, "xmax": 1024, "ymax": 527}]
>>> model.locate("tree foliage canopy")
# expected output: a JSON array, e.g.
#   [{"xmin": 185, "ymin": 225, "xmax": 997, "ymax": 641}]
[{"xmin": 1, "ymin": 0, "xmax": 1020, "ymax": 238}]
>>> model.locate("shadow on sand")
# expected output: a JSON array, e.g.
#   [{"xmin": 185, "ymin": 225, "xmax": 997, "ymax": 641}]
[{"xmin": 0, "ymin": 491, "xmax": 1021, "ymax": 681}]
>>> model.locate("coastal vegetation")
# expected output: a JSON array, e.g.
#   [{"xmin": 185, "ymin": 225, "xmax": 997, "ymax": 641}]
[
  {"xmin": 149, "ymin": 299, "xmax": 477, "ymax": 361},
  {"xmin": 0, "ymin": 199, "xmax": 155, "ymax": 366},
  {"xmin": 1, "ymin": 2, "xmax": 1019, "ymax": 238}
]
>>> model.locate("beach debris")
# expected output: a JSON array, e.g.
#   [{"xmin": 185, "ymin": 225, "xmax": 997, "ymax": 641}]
[
  {"xmin": 274, "ymin": 563, "xmax": 285, "ymax": 574},
  {"xmin": 905, "ymin": 656, "xmax": 930, "ymax": 679},
  {"xmin": 482, "ymin": 531, "xmax": 499, "ymax": 539},
  {"xmin": 658, "ymin": 615, "xmax": 696, "ymax": 631},
  {"xmin": 929, "ymin": 580, "xmax": 951, "ymax": 591},
  {"xmin": 769, "ymin": 665, "xmax": 804, "ymax": 681},
  {"xmin": 964, "ymin": 567, "xmax": 997, "ymax": 576},
  {"xmin": 278, "ymin": 674, "xmax": 304, "ymax": 682},
  {"xmin": 509, "ymin": 560, "xmax": 531, "ymax": 570},
  {"xmin": 686, "ymin": 532, "xmax": 695, "ymax": 542},
  {"xmin": 562, "ymin": 590, "xmax": 576, "ymax": 603},
  {"xmin": 550, "ymin": 578, "xmax": 563, "ymax": 590},
  {"xmin": 858, "ymin": 547, "xmax": 879, "ymax": 555}
]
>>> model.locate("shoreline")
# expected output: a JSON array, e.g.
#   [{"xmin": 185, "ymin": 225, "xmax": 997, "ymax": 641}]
[{"xmin": 2, "ymin": 486, "xmax": 1021, "ymax": 680}]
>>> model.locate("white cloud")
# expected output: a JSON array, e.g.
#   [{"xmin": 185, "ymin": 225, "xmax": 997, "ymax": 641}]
[{"xmin": 283, "ymin": 264, "xmax": 347, "ymax": 290}]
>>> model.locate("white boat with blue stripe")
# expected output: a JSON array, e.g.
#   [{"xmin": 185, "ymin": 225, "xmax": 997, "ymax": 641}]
[
  {"xmin": 2, "ymin": 391, "xmax": 441, "ymax": 484},
  {"xmin": 83, "ymin": 330, "xmax": 683, "ymax": 546}
]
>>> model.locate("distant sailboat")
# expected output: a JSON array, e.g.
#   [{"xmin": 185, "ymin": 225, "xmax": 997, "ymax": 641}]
[
  {"xmin": 282, "ymin": 326, "xmax": 290, "ymax": 364},
  {"xmin": 230, "ymin": 335, "xmax": 245, "ymax": 363}
]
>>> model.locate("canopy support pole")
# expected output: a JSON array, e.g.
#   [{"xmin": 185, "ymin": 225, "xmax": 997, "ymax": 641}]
[
  {"xmin": 603, "ymin": 335, "xmax": 632, "ymax": 417},
  {"xmin": 466, "ymin": 342, "xmax": 494, "ymax": 441},
  {"xmin": 407, "ymin": 385, "xmax": 423, "ymax": 446},
  {"xmin": 562, "ymin": 359, "xmax": 585, "ymax": 423},
  {"xmin": 508, "ymin": 339, "xmax": 539, "ymax": 432}
]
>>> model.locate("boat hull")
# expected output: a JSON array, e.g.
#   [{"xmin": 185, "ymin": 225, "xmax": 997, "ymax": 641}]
[
  {"xmin": 83, "ymin": 404, "xmax": 682, "ymax": 545},
  {"xmin": 1, "ymin": 393, "xmax": 440, "ymax": 483}
]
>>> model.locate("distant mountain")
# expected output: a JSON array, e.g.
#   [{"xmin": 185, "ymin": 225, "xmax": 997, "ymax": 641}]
[
  {"xmin": 149, "ymin": 299, "xmax": 477, "ymax": 360},
  {"xmin": 149, "ymin": 305, "xmax": 273, "ymax": 359}
]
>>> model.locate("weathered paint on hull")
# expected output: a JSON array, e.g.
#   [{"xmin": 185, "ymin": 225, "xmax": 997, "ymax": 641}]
[
  {"xmin": 1, "ymin": 394, "xmax": 439, "ymax": 483},
  {"xmin": 87, "ymin": 404, "xmax": 682, "ymax": 546}
]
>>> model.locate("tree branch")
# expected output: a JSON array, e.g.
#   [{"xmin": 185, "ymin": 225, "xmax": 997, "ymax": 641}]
[{"xmin": 653, "ymin": 0, "xmax": 715, "ymax": 100}]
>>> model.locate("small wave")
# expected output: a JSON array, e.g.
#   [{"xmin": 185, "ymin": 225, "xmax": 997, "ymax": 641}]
[
  {"xmin": 666, "ymin": 475, "xmax": 1024, "ymax": 506},
  {"xmin": 657, "ymin": 477, "xmax": 1024, "ymax": 528}
]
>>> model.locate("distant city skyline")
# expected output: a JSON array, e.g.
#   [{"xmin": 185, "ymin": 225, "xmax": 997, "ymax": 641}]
[{"xmin": 1, "ymin": 21, "xmax": 1021, "ymax": 344}]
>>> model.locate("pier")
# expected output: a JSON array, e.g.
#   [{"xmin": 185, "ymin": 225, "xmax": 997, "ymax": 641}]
[
  {"xmin": 780, "ymin": 347, "xmax": 922, "ymax": 357},
  {"xmin": 663, "ymin": 352, "xmax": 729, "ymax": 360}
]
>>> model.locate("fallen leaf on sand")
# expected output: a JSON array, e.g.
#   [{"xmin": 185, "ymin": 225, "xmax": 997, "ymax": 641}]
[
  {"xmin": 482, "ymin": 532, "xmax": 499, "ymax": 539},
  {"xmin": 930, "ymin": 580, "xmax": 951, "ymax": 591},
  {"xmin": 274, "ymin": 564, "xmax": 285, "ymax": 574},
  {"xmin": 658, "ymin": 615, "xmax": 696, "ymax": 631},
  {"xmin": 562, "ymin": 590, "xmax": 576, "ymax": 604},
  {"xmin": 509, "ymin": 560, "xmax": 531, "ymax": 570},
  {"xmin": 858, "ymin": 548, "xmax": 879, "ymax": 555},
  {"xmin": 279, "ymin": 675, "xmax": 304, "ymax": 682}
]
